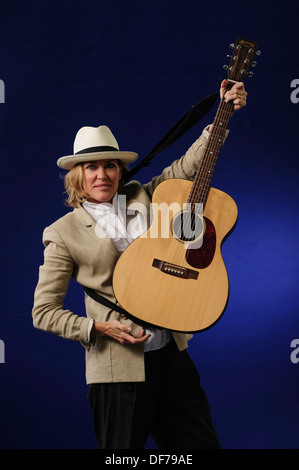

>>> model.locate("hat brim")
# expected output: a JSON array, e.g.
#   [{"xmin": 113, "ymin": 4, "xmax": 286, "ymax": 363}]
[{"xmin": 57, "ymin": 151, "xmax": 138, "ymax": 170}]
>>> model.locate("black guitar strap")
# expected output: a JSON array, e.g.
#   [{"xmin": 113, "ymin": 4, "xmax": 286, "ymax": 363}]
[
  {"xmin": 82, "ymin": 285, "xmax": 127, "ymax": 315},
  {"xmin": 125, "ymin": 91, "xmax": 219, "ymax": 183},
  {"xmin": 83, "ymin": 91, "xmax": 219, "ymax": 322},
  {"xmin": 82, "ymin": 285, "xmax": 160, "ymax": 329}
]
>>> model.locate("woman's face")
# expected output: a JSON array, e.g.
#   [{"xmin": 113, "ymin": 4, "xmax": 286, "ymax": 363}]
[{"xmin": 82, "ymin": 159, "xmax": 122, "ymax": 204}]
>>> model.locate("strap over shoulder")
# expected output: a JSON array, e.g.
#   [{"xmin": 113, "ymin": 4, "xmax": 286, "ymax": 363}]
[{"xmin": 125, "ymin": 92, "xmax": 219, "ymax": 183}]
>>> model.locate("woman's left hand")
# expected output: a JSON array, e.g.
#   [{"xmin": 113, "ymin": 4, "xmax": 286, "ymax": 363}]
[{"xmin": 220, "ymin": 79, "xmax": 247, "ymax": 111}]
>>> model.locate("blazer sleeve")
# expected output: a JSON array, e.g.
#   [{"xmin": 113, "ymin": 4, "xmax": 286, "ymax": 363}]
[{"xmin": 32, "ymin": 225, "xmax": 92, "ymax": 349}]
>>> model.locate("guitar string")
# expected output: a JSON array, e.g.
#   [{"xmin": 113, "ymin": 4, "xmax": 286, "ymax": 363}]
[
  {"xmin": 162, "ymin": 45, "xmax": 255, "ymax": 296},
  {"xmin": 182, "ymin": 99, "xmax": 233, "ymax": 247},
  {"xmin": 196, "ymin": 44, "xmax": 252, "ymax": 209},
  {"xmin": 173, "ymin": 98, "xmax": 233, "ymax": 267},
  {"xmin": 178, "ymin": 46, "xmax": 243, "ymax": 260},
  {"xmin": 193, "ymin": 46, "xmax": 243, "ymax": 208},
  {"xmin": 188, "ymin": 45, "xmax": 244, "ymax": 204},
  {"xmin": 173, "ymin": 101, "xmax": 230, "ymax": 265},
  {"xmin": 174, "ymin": 44, "xmax": 250, "ymax": 266}
]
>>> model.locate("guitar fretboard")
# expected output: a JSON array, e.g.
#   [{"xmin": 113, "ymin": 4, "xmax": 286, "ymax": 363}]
[
  {"xmin": 187, "ymin": 96, "xmax": 235, "ymax": 209},
  {"xmin": 186, "ymin": 37, "xmax": 259, "ymax": 212}
]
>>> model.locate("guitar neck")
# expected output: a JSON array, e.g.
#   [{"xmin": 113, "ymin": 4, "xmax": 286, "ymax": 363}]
[
  {"xmin": 186, "ymin": 37, "xmax": 259, "ymax": 211},
  {"xmin": 187, "ymin": 94, "xmax": 235, "ymax": 209}
]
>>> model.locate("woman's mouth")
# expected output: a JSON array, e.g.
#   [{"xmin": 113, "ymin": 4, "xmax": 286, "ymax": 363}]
[{"xmin": 94, "ymin": 184, "xmax": 112, "ymax": 189}]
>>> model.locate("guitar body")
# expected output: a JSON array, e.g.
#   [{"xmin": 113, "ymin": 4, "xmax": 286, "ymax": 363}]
[{"xmin": 113, "ymin": 178, "xmax": 238, "ymax": 332}]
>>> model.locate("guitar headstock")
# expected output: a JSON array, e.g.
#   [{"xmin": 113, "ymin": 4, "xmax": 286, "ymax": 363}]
[{"xmin": 223, "ymin": 37, "xmax": 260, "ymax": 83}]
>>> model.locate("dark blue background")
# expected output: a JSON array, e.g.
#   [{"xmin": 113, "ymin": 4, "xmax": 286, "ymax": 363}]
[{"xmin": 0, "ymin": 0, "xmax": 298, "ymax": 449}]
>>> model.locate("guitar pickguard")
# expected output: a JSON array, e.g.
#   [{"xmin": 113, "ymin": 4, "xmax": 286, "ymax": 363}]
[{"xmin": 185, "ymin": 217, "xmax": 216, "ymax": 269}]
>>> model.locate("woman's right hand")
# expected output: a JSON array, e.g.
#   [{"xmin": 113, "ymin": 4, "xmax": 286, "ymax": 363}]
[{"xmin": 92, "ymin": 320, "xmax": 151, "ymax": 345}]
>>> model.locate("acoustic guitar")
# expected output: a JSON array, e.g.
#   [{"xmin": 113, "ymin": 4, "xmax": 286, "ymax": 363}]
[{"xmin": 113, "ymin": 38, "xmax": 259, "ymax": 332}]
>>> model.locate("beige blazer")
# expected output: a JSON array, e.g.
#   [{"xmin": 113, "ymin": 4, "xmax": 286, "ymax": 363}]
[{"xmin": 32, "ymin": 128, "xmax": 215, "ymax": 384}]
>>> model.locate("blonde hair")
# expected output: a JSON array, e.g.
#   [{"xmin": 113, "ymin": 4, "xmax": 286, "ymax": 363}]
[{"xmin": 63, "ymin": 160, "xmax": 128, "ymax": 208}]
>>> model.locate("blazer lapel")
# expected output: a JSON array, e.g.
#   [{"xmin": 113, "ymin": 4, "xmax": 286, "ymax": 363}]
[
  {"xmin": 73, "ymin": 205, "xmax": 120, "ymax": 256},
  {"xmin": 122, "ymin": 181, "xmax": 152, "ymax": 228}
]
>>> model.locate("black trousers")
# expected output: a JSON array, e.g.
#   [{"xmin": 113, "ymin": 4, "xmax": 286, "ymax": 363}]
[{"xmin": 87, "ymin": 340, "xmax": 221, "ymax": 449}]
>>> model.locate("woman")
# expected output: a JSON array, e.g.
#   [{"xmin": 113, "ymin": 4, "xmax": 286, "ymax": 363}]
[{"xmin": 32, "ymin": 80, "xmax": 247, "ymax": 449}]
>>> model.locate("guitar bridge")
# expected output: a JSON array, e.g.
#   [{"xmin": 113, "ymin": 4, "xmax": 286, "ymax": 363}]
[{"xmin": 152, "ymin": 258, "xmax": 198, "ymax": 280}]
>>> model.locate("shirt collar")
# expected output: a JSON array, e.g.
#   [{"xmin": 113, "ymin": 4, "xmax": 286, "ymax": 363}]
[{"xmin": 83, "ymin": 193, "xmax": 119, "ymax": 215}]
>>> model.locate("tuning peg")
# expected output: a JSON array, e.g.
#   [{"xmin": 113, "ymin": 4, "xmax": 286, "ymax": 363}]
[
  {"xmin": 251, "ymin": 61, "xmax": 257, "ymax": 67},
  {"xmin": 256, "ymin": 50, "xmax": 261, "ymax": 56},
  {"xmin": 247, "ymin": 71, "xmax": 254, "ymax": 77},
  {"xmin": 223, "ymin": 65, "xmax": 229, "ymax": 70},
  {"xmin": 229, "ymin": 43, "xmax": 235, "ymax": 49}
]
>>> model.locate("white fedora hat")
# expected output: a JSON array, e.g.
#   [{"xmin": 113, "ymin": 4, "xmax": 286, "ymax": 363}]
[{"xmin": 57, "ymin": 125, "xmax": 138, "ymax": 170}]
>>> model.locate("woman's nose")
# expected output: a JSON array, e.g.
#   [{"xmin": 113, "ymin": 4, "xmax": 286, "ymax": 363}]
[{"xmin": 97, "ymin": 168, "xmax": 107, "ymax": 180}]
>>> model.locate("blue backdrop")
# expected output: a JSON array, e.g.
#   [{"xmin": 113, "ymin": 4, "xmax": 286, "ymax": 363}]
[{"xmin": 0, "ymin": 0, "xmax": 298, "ymax": 450}]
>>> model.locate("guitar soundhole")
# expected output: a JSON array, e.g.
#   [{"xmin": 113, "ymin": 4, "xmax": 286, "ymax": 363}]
[
  {"xmin": 171, "ymin": 211, "xmax": 204, "ymax": 243},
  {"xmin": 185, "ymin": 217, "xmax": 216, "ymax": 269}
]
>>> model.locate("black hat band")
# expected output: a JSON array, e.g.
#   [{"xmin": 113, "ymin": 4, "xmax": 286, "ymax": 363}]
[{"xmin": 75, "ymin": 145, "xmax": 119, "ymax": 155}]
